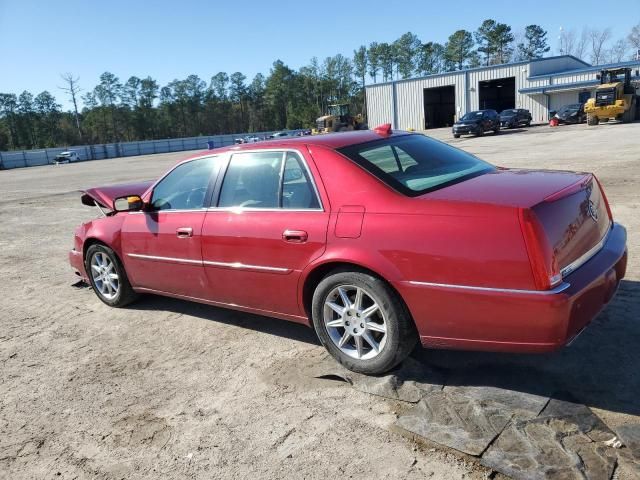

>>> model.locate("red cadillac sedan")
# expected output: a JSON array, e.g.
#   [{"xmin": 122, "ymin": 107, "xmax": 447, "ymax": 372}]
[{"xmin": 69, "ymin": 126, "xmax": 627, "ymax": 374}]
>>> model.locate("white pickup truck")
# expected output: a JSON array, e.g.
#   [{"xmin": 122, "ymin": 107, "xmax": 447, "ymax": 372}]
[{"xmin": 54, "ymin": 150, "xmax": 80, "ymax": 164}]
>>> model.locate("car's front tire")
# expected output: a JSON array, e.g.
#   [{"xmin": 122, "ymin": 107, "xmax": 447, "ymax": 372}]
[
  {"xmin": 311, "ymin": 270, "xmax": 418, "ymax": 374},
  {"xmin": 85, "ymin": 244, "xmax": 138, "ymax": 308},
  {"xmin": 453, "ymin": 134, "xmax": 461, "ymax": 138}
]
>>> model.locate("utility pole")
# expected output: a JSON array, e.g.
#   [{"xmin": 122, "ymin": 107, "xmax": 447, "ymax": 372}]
[{"xmin": 59, "ymin": 73, "xmax": 83, "ymax": 142}]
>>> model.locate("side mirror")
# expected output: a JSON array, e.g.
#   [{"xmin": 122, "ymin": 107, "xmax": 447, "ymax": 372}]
[
  {"xmin": 284, "ymin": 167, "xmax": 303, "ymax": 182},
  {"xmin": 113, "ymin": 195, "xmax": 144, "ymax": 212}
]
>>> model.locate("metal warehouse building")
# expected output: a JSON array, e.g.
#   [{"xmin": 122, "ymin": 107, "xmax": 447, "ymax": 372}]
[{"xmin": 365, "ymin": 55, "xmax": 640, "ymax": 130}]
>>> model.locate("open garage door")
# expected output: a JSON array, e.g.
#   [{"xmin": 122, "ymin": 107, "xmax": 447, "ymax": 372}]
[
  {"xmin": 479, "ymin": 77, "xmax": 515, "ymax": 113},
  {"xmin": 423, "ymin": 86, "xmax": 455, "ymax": 129}
]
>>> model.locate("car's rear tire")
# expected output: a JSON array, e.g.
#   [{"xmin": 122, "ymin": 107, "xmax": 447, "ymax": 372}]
[
  {"xmin": 311, "ymin": 270, "xmax": 418, "ymax": 375},
  {"xmin": 587, "ymin": 114, "xmax": 599, "ymax": 126},
  {"xmin": 85, "ymin": 244, "xmax": 138, "ymax": 308},
  {"xmin": 453, "ymin": 134, "xmax": 460, "ymax": 138}
]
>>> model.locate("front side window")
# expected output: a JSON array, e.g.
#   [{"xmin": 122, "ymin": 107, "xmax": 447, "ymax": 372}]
[
  {"xmin": 338, "ymin": 134, "xmax": 495, "ymax": 196},
  {"xmin": 151, "ymin": 156, "xmax": 219, "ymax": 210}
]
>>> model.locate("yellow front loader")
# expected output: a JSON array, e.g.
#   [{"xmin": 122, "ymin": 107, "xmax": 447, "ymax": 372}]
[
  {"xmin": 313, "ymin": 104, "xmax": 367, "ymax": 134},
  {"xmin": 584, "ymin": 68, "xmax": 639, "ymax": 125}
]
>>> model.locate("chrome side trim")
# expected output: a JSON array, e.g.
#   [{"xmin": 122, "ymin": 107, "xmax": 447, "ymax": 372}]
[
  {"xmin": 203, "ymin": 260, "xmax": 291, "ymax": 273},
  {"xmin": 206, "ymin": 207, "xmax": 324, "ymax": 213},
  {"xmin": 127, "ymin": 253, "xmax": 202, "ymax": 265},
  {"xmin": 560, "ymin": 224, "xmax": 611, "ymax": 278},
  {"xmin": 407, "ymin": 280, "xmax": 571, "ymax": 295},
  {"xmin": 129, "ymin": 208, "xmax": 209, "ymax": 215},
  {"xmin": 126, "ymin": 252, "xmax": 290, "ymax": 273}
]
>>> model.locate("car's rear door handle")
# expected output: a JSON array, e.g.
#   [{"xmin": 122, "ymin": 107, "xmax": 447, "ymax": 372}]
[
  {"xmin": 176, "ymin": 227, "xmax": 193, "ymax": 238},
  {"xmin": 282, "ymin": 229, "xmax": 308, "ymax": 243}
]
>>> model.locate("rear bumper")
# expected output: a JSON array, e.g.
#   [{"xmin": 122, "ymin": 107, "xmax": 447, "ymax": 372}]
[
  {"xmin": 69, "ymin": 248, "xmax": 88, "ymax": 281},
  {"xmin": 396, "ymin": 222, "xmax": 627, "ymax": 353}
]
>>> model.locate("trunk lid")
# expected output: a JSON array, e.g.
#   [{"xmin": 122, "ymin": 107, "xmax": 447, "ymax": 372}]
[
  {"xmin": 81, "ymin": 181, "xmax": 154, "ymax": 210},
  {"xmin": 533, "ymin": 175, "xmax": 611, "ymax": 276},
  {"xmin": 423, "ymin": 168, "xmax": 611, "ymax": 279}
]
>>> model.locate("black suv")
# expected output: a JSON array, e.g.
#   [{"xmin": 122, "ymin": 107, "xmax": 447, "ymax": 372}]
[
  {"xmin": 499, "ymin": 108, "xmax": 532, "ymax": 128},
  {"xmin": 452, "ymin": 110, "xmax": 500, "ymax": 138}
]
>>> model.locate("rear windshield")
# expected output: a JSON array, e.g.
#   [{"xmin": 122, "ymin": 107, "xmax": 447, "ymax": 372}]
[
  {"xmin": 337, "ymin": 134, "xmax": 495, "ymax": 196},
  {"xmin": 501, "ymin": 109, "xmax": 517, "ymax": 115}
]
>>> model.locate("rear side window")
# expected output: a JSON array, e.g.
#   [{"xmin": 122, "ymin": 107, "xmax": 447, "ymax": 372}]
[
  {"xmin": 338, "ymin": 134, "xmax": 495, "ymax": 196},
  {"xmin": 218, "ymin": 151, "xmax": 283, "ymax": 208},
  {"xmin": 217, "ymin": 151, "xmax": 321, "ymax": 209},
  {"xmin": 282, "ymin": 153, "xmax": 321, "ymax": 209}
]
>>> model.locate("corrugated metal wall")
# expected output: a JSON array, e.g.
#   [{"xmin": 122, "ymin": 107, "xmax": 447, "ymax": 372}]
[
  {"xmin": 0, "ymin": 130, "xmax": 300, "ymax": 170},
  {"xmin": 549, "ymin": 91, "xmax": 584, "ymax": 111},
  {"xmin": 365, "ymin": 84, "xmax": 394, "ymax": 128},
  {"xmin": 394, "ymin": 73, "xmax": 465, "ymax": 130},
  {"xmin": 468, "ymin": 63, "xmax": 548, "ymax": 122}
]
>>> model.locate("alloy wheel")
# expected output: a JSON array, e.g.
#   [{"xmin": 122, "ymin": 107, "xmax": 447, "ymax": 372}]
[
  {"xmin": 90, "ymin": 252, "xmax": 120, "ymax": 300},
  {"xmin": 323, "ymin": 284, "xmax": 387, "ymax": 360}
]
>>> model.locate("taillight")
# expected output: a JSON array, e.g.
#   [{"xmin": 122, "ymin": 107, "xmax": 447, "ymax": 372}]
[
  {"xmin": 594, "ymin": 175, "xmax": 613, "ymax": 222},
  {"xmin": 518, "ymin": 208, "xmax": 561, "ymax": 290}
]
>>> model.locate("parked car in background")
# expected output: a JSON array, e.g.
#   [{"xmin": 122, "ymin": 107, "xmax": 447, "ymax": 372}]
[
  {"xmin": 70, "ymin": 127, "xmax": 627, "ymax": 375},
  {"xmin": 552, "ymin": 104, "xmax": 586, "ymax": 124},
  {"xmin": 452, "ymin": 110, "xmax": 500, "ymax": 138},
  {"xmin": 54, "ymin": 150, "xmax": 80, "ymax": 164},
  {"xmin": 499, "ymin": 108, "xmax": 532, "ymax": 128},
  {"xmin": 235, "ymin": 136, "xmax": 261, "ymax": 144},
  {"xmin": 268, "ymin": 131, "xmax": 291, "ymax": 139}
]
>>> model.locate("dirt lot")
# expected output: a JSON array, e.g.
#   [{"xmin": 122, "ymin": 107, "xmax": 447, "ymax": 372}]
[{"xmin": 1, "ymin": 122, "xmax": 639, "ymax": 479}]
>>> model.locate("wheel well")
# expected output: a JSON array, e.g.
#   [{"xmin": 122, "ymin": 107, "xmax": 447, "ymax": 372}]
[
  {"xmin": 82, "ymin": 238, "xmax": 107, "ymax": 260},
  {"xmin": 301, "ymin": 262, "xmax": 413, "ymax": 322}
]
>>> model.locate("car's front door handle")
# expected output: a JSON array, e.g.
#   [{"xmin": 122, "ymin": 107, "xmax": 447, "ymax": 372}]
[
  {"xmin": 176, "ymin": 227, "xmax": 193, "ymax": 238},
  {"xmin": 282, "ymin": 229, "xmax": 308, "ymax": 243}
]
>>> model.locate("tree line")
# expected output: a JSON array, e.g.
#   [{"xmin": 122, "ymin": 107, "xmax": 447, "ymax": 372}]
[{"xmin": 1, "ymin": 20, "xmax": 639, "ymax": 151}]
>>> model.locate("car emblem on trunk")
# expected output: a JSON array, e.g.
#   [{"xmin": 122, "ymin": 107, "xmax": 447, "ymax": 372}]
[{"xmin": 588, "ymin": 200, "xmax": 599, "ymax": 223}]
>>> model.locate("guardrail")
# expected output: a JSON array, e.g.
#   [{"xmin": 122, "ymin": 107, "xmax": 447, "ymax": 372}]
[{"xmin": 0, "ymin": 130, "xmax": 304, "ymax": 170}]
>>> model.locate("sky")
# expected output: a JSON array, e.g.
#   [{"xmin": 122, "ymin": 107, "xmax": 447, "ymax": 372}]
[{"xmin": 1, "ymin": 0, "xmax": 639, "ymax": 110}]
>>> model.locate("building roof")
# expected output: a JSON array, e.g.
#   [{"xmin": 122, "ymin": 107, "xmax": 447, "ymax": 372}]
[
  {"xmin": 527, "ymin": 59, "xmax": 640, "ymax": 79},
  {"xmin": 365, "ymin": 55, "xmax": 590, "ymax": 89}
]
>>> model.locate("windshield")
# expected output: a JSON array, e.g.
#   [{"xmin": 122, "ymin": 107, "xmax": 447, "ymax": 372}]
[
  {"xmin": 559, "ymin": 104, "xmax": 581, "ymax": 114},
  {"xmin": 337, "ymin": 134, "xmax": 495, "ymax": 196},
  {"xmin": 460, "ymin": 111, "xmax": 484, "ymax": 121},
  {"xmin": 501, "ymin": 109, "xmax": 517, "ymax": 115}
]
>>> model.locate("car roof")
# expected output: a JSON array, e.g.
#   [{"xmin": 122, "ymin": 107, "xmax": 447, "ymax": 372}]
[{"xmin": 210, "ymin": 130, "xmax": 412, "ymax": 154}]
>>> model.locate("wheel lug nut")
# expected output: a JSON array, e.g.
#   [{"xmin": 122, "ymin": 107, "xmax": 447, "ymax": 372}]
[
  {"xmin": 356, "ymin": 313, "xmax": 360, "ymax": 318},
  {"xmin": 354, "ymin": 328, "xmax": 358, "ymax": 333},
  {"xmin": 360, "ymin": 323, "xmax": 364, "ymax": 328},
  {"xmin": 345, "ymin": 321, "xmax": 350, "ymax": 326}
]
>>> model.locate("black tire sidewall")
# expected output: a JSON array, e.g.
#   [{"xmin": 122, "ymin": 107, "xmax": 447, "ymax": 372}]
[{"xmin": 311, "ymin": 271, "xmax": 416, "ymax": 374}]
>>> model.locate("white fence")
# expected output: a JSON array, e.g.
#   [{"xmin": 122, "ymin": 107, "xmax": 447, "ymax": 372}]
[{"xmin": 0, "ymin": 130, "xmax": 301, "ymax": 170}]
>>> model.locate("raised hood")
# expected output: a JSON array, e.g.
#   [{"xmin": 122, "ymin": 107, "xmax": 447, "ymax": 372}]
[{"xmin": 81, "ymin": 180, "xmax": 154, "ymax": 210}]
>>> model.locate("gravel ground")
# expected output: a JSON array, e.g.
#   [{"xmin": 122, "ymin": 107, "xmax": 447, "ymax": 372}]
[{"xmin": 1, "ymin": 122, "xmax": 639, "ymax": 479}]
